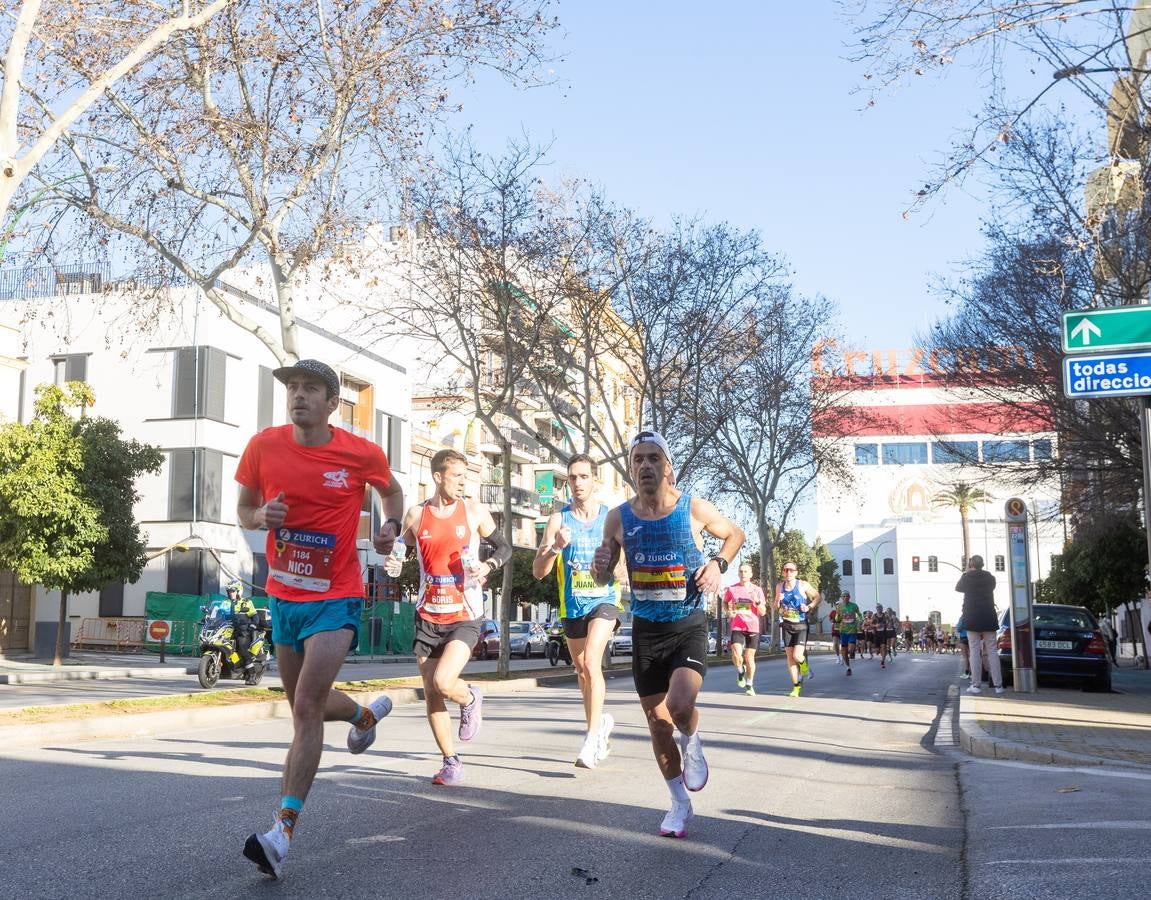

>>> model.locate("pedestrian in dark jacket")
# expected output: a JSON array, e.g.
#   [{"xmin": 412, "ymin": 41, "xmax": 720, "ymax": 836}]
[{"xmin": 955, "ymin": 555, "xmax": 1003, "ymax": 694}]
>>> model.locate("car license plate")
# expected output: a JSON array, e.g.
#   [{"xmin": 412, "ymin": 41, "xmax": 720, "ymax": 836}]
[{"xmin": 1035, "ymin": 640, "xmax": 1073, "ymax": 650}]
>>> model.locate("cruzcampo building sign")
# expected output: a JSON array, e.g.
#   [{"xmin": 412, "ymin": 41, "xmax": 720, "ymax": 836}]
[{"xmin": 1062, "ymin": 306, "xmax": 1151, "ymax": 353}]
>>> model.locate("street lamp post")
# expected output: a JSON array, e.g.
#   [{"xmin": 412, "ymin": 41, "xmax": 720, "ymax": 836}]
[{"xmin": 869, "ymin": 539, "xmax": 893, "ymax": 609}]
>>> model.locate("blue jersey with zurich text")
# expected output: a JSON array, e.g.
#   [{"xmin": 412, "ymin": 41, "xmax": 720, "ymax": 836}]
[{"xmin": 621, "ymin": 493, "xmax": 705, "ymax": 623}]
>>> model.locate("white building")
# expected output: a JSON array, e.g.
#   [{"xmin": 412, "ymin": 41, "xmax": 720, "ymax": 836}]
[
  {"xmin": 0, "ymin": 274, "xmax": 411, "ymax": 657},
  {"xmin": 813, "ymin": 342, "xmax": 1064, "ymax": 627}
]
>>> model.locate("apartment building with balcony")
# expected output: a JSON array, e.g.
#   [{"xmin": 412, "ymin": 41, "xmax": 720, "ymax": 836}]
[
  {"xmin": 409, "ymin": 397, "xmax": 544, "ymax": 551},
  {"xmin": 0, "ymin": 269, "xmax": 411, "ymax": 657}
]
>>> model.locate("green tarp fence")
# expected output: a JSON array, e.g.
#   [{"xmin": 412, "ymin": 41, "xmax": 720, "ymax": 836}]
[
  {"xmin": 358, "ymin": 601, "xmax": 416, "ymax": 655},
  {"xmin": 143, "ymin": 591, "xmax": 266, "ymax": 655},
  {"xmin": 142, "ymin": 591, "xmax": 415, "ymax": 656}
]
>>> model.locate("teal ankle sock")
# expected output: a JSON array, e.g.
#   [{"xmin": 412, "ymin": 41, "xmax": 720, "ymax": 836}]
[{"xmin": 281, "ymin": 795, "xmax": 304, "ymax": 813}]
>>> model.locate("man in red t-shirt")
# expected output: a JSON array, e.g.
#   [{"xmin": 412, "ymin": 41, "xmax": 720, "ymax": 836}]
[{"xmin": 236, "ymin": 359, "xmax": 404, "ymax": 880}]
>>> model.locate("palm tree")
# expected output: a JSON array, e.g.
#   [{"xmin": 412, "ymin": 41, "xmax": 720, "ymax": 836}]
[{"xmin": 933, "ymin": 482, "xmax": 993, "ymax": 568}]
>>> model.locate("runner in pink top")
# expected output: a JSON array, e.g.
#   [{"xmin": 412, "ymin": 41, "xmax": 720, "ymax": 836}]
[{"xmin": 724, "ymin": 563, "xmax": 767, "ymax": 695}]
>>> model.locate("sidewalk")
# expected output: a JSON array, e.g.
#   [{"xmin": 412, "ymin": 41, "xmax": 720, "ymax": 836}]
[{"xmin": 958, "ymin": 664, "xmax": 1151, "ymax": 770}]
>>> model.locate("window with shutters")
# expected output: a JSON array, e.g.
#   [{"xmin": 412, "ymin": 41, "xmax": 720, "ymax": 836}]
[
  {"xmin": 257, "ymin": 365, "xmax": 275, "ymax": 430},
  {"xmin": 250, "ymin": 553, "xmax": 268, "ymax": 598},
  {"xmin": 167, "ymin": 448, "xmax": 224, "ymax": 522},
  {"xmin": 166, "ymin": 549, "xmax": 218, "ymax": 595},
  {"xmin": 52, "ymin": 354, "xmax": 89, "ymax": 385},
  {"xmin": 842, "ymin": 559, "xmax": 853, "ymax": 576},
  {"xmin": 98, "ymin": 581, "xmax": 124, "ymax": 617},
  {"xmin": 171, "ymin": 346, "xmax": 226, "ymax": 421},
  {"xmin": 860, "ymin": 558, "xmax": 872, "ymax": 576},
  {"xmin": 388, "ymin": 415, "xmax": 404, "ymax": 470}
]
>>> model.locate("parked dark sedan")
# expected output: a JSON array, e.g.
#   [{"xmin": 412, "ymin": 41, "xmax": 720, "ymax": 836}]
[
  {"xmin": 472, "ymin": 619, "xmax": 500, "ymax": 660},
  {"xmin": 996, "ymin": 603, "xmax": 1111, "ymax": 691}
]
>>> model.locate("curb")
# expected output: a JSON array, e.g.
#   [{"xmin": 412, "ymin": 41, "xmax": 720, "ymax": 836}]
[
  {"xmin": 0, "ymin": 667, "xmax": 192, "ymax": 685},
  {"xmin": 0, "ymin": 669, "xmax": 624, "ymax": 752},
  {"xmin": 956, "ymin": 691, "xmax": 1151, "ymax": 772}
]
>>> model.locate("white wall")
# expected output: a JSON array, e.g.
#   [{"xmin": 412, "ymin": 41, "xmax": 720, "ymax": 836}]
[{"xmin": 1, "ymin": 282, "xmax": 413, "ymax": 626}]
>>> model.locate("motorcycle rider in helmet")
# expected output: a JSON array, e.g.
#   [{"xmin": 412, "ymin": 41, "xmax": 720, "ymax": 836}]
[{"xmin": 226, "ymin": 579, "xmax": 258, "ymax": 670}]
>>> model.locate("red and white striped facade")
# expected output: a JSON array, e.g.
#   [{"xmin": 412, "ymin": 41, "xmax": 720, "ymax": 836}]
[{"xmin": 811, "ymin": 343, "xmax": 1064, "ymax": 627}]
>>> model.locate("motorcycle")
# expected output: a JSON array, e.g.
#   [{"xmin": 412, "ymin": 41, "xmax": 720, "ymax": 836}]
[
  {"xmin": 545, "ymin": 623, "xmax": 571, "ymax": 666},
  {"xmin": 196, "ymin": 605, "xmax": 270, "ymax": 688}
]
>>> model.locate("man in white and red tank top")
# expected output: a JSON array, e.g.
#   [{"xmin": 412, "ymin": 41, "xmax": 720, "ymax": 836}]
[{"xmin": 384, "ymin": 448, "xmax": 511, "ymax": 785}]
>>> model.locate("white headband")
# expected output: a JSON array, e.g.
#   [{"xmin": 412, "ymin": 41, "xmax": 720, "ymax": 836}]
[{"xmin": 629, "ymin": 431, "xmax": 674, "ymax": 471}]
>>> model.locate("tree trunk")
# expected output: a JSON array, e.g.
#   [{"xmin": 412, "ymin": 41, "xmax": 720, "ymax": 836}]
[
  {"xmin": 758, "ymin": 522, "xmax": 776, "ymax": 647},
  {"xmin": 54, "ymin": 588, "xmax": 68, "ymax": 667},
  {"xmin": 497, "ymin": 438, "xmax": 513, "ymax": 679},
  {"xmin": 960, "ymin": 509, "xmax": 971, "ymax": 569},
  {"xmin": 1139, "ymin": 597, "xmax": 1151, "ymax": 671}
]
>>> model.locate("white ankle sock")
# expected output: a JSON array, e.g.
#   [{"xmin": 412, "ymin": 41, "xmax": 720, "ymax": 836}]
[{"xmin": 666, "ymin": 774, "xmax": 689, "ymax": 802}]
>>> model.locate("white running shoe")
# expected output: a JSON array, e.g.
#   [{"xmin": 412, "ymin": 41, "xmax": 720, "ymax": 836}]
[
  {"xmin": 966, "ymin": 685, "xmax": 983, "ymax": 694},
  {"xmin": 994, "ymin": 686, "xmax": 1005, "ymax": 695},
  {"xmin": 597, "ymin": 713, "xmax": 615, "ymax": 763},
  {"xmin": 346, "ymin": 695, "xmax": 394, "ymax": 754},
  {"xmin": 679, "ymin": 732, "xmax": 709, "ymax": 792},
  {"xmin": 659, "ymin": 799, "xmax": 693, "ymax": 838},
  {"xmin": 575, "ymin": 733, "xmax": 599, "ymax": 769},
  {"xmin": 243, "ymin": 821, "xmax": 290, "ymax": 879}
]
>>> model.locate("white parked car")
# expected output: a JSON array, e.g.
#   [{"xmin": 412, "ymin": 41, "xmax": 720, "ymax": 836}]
[
  {"xmin": 611, "ymin": 625, "xmax": 633, "ymax": 656},
  {"xmin": 507, "ymin": 621, "xmax": 548, "ymax": 658}
]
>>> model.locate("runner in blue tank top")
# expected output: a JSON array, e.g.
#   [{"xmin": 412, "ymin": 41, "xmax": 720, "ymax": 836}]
[
  {"xmin": 592, "ymin": 431, "xmax": 745, "ymax": 840},
  {"xmin": 534, "ymin": 453, "xmax": 621, "ymax": 769},
  {"xmin": 774, "ymin": 560, "xmax": 822, "ymax": 697}
]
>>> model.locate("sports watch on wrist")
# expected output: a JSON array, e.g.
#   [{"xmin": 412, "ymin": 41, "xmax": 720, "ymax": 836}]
[{"xmin": 711, "ymin": 556, "xmax": 729, "ymax": 574}]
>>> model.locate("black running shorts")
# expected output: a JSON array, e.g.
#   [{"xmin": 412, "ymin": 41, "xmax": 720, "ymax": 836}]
[
  {"xmin": 781, "ymin": 620, "xmax": 809, "ymax": 648},
  {"xmin": 563, "ymin": 602, "xmax": 620, "ymax": 640},
  {"xmin": 632, "ymin": 610, "xmax": 708, "ymax": 698},
  {"xmin": 412, "ymin": 616, "xmax": 481, "ymax": 660},
  {"xmin": 728, "ymin": 628, "xmax": 759, "ymax": 649}
]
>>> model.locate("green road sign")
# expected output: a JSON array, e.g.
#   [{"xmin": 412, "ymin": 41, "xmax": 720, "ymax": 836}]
[{"xmin": 1062, "ymin": 306, "xmax": 1151, "ymax": 353}]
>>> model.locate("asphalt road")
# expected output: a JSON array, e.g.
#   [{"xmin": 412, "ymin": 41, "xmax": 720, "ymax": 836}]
[{"xmin": 9, "ymin": 652, "xmax": 1144, "ymax": 899}]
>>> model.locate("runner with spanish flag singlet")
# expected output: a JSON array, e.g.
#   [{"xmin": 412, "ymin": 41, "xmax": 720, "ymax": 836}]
[
  {"xmin": 534, "ymin": 453, "xmax": 621, "ymax": 769},
  {"xmin": 774, "ymin": 561, "xmax": 821, "ymax": 697},
  {"xmin": 836, "ymin": 591, "xmax": 861, "ymax": 676},
  {"xmin": 390, "ymin": 448, "xmax": 512, "ymax": 786},
  {"xmin": 724, "ymin": 564, "xmax": 767, "ymax": 695},
  {"xmin": 593, "ymin": 431, "xmax": 745, "ymax": 839},
  {"xmin": 236, "ymin": 359, "xmax": 404, "ymax": 880}
]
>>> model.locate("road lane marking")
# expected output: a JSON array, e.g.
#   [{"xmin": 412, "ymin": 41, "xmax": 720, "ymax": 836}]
[
  {"xmin": 987, "ymin": 857, "xmax": 1144, "ymax": 866},
  {"xmin": 987, "ymin": 821, "xmax": 1151, "ymax": 830},
  {"xmin": 347, "ymin": 834, "xmax": 407, "ymax": 844}
]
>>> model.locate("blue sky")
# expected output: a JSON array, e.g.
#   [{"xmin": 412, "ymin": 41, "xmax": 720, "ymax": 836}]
[{"xmin": 447, "ymin": 2, "xmax": 1009, "ymax": 350}]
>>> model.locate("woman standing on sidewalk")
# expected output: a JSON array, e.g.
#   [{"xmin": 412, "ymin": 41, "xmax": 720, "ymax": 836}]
[{"xmin": 955, "ymin": 555, "xmax": 1004, "ymax": 695}]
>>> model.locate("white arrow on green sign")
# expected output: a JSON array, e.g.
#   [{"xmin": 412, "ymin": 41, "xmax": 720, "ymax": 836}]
[{"xmin": 1062, "ymin": 306, "xmax": 1151, "ymax": 353}]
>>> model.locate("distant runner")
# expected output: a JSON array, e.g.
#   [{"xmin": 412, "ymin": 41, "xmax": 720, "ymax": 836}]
[
  {"xmin": 724, "ymin": 563, "xmax": 767, "ymax": 695},
  {"xmin": 773, "ymin": 561, "xmax": 821, "ymax": 697},
  {"xmin": 836, "ymin": 591, "xmax": 860, "ymax": 676}
]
